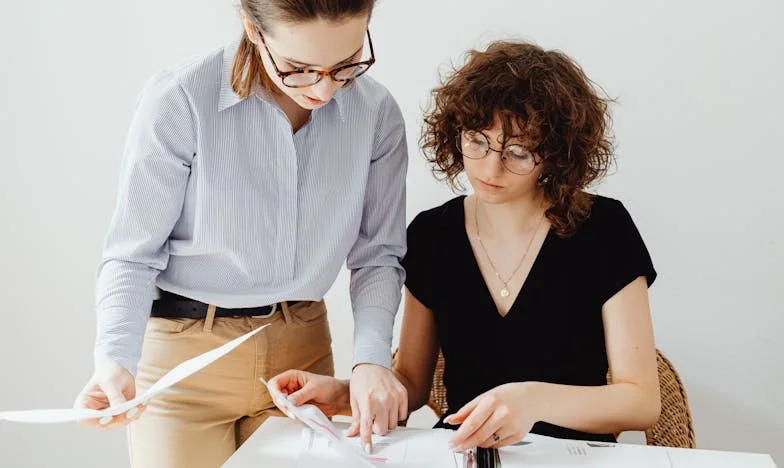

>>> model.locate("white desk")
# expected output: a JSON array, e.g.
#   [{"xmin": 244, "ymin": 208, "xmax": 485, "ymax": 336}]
[{"xmin": 223, "ymin": 417, "xmax": 777, "ymax": 468}]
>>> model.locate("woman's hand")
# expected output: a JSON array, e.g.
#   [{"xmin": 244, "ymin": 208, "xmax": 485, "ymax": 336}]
[
  {"xmin": 74, "ymin": 360, "xmax": 145, "ymax": 429},
  {"xmin": 267, "ymin": 369, "xmax": 350, "ymax": 418},
  {"xmin": 344, "ymin": 364, "xmax": 408, "ymax": 454},
  {"xmin": 446, "ymin": 382, "xmax": 540, "ymax": 451}
]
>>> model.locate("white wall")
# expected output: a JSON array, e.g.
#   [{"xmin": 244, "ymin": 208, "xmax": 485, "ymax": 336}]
[{"xmin": 1, "ymin": 1, "xmax": 781, "ymax": 466}]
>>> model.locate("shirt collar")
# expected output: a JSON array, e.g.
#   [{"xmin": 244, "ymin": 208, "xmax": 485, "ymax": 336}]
[
  {"xmin": 218, "ymin": 35, "xmax": 243, "ymax": 112},
  {"xmin": 219, "ymin": 34, "xmax": 348, "ymax": 122}
]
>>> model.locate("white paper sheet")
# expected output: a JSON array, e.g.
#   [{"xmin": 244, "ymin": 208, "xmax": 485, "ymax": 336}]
[
  {"xmin": 262, "ymin": 375, "xmax": 467, "ymax": 468},
  {"xmin": 0, "ymin": 323, "xmax": 269, "ymax": 424},
  {"xmin": 262, "ymin": 377, "xmax": 380, "ymax": 467},
  {"xmin": 297, "ymin": 424, "xmax": 464, "ymax": 468},
  {"xmin": 498, "ymin": 434, "xmax": 672, "ymax": 468}
]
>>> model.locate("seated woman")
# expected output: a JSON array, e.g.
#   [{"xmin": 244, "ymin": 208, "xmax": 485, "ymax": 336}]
[{"xmin": 269, "ymin": 40, "xmax": 661, "ymax": 453}]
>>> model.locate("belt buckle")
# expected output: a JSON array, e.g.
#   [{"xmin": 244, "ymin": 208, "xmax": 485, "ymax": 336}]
[{"xmin": 251, "ymin": 302, "xmax": 278, "ymax": 319}]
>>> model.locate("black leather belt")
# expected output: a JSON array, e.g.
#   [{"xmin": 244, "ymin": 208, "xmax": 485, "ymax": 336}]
[{"xmin": 151, "ymin": 290, "xmax": 300, "ymax": 319}]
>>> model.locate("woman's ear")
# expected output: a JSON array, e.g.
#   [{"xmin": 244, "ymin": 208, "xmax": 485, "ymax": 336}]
[{"xmin": 241, "ymin": 12, "xmax": 260, "ymax": 45}]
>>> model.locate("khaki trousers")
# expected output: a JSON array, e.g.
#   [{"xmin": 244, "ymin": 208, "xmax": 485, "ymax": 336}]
[{"xmin": 127, "ymin": 300, "xmax": 334, "ymax": 468}]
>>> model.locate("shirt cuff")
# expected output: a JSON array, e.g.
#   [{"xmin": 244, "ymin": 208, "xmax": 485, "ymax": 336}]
[
  {"xmin": 352, "ymin": 305, "xmax": 395, "ymax": 369},
  {"xmin": 94, "ymin": 306, "xmax": 147, "ymax": 377}
]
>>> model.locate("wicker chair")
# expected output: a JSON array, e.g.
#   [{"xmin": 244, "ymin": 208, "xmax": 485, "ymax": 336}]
[{"xmin": 413, "ymin": 348, "xmax": 696, "ymax": 448}]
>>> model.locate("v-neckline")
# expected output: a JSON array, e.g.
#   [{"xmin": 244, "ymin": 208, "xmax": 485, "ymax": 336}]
[{"xmin": 458, "ymin": 195, "xmax": 552, "ymax": 320}]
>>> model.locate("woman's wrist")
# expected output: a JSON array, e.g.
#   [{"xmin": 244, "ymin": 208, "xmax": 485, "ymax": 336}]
[
  {"xmin": 338, "ymin": 379, "xmax": 352, "ymax": 415},
  {"xmin": 518, "ymin": 381, "xmax": 549, "ymax": 423}
]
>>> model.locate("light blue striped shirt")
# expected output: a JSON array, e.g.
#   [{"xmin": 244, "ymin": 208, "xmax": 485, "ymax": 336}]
[{"xmin": 94, "ymin": 37, "xmax": 407, "ymax": 376}]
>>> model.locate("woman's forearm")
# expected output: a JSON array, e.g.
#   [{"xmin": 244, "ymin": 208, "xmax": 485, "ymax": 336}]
[
  {"xmin": 393, "ymin": 368, "xmax": 431, "ymax": 415},
  {"xmin": 528, "ymin": 381, "xmax": 661, "ymax": 434}
]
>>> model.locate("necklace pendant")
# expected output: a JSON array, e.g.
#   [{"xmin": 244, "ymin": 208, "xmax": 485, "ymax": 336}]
[{"xmin": 500, "ymin": 288, "xmax": 510, "ymax": 298}]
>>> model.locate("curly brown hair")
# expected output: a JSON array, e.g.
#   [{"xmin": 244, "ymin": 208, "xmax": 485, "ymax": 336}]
[{"xmin": 421, "ymin": 40, "xmax": 614, "ymax": 237}]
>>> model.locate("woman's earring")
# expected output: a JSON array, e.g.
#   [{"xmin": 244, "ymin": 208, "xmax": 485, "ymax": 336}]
[{"xmin": 537, "ymin": 174, "xmax": 550, "ymax": 186}]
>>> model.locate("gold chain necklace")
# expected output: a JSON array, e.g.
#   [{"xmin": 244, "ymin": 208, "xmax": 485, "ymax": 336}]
[{"xmin": 474, "ymin": 197, "xmax": 545, "ymax": 299}]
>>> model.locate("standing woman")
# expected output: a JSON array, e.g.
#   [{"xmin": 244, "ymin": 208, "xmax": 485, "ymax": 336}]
[{"xmin": 74, "ymin": 1, "xmax": 409, "ymax": 466}]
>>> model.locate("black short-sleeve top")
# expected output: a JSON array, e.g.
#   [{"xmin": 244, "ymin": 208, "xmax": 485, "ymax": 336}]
[{"xmin": 402, "ymin": 195, "xmax": 656, "ymax": 442}]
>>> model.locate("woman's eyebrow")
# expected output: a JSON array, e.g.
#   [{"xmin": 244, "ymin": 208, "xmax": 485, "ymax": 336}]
[{"xmin": 282, "ymin": 45, "xmax": 363, "ymax": 68}]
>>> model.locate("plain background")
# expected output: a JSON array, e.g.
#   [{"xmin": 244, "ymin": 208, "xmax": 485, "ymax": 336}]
[{"xmin": 1, "ymin": 1, "xmax": 781, "ymax": 466}]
